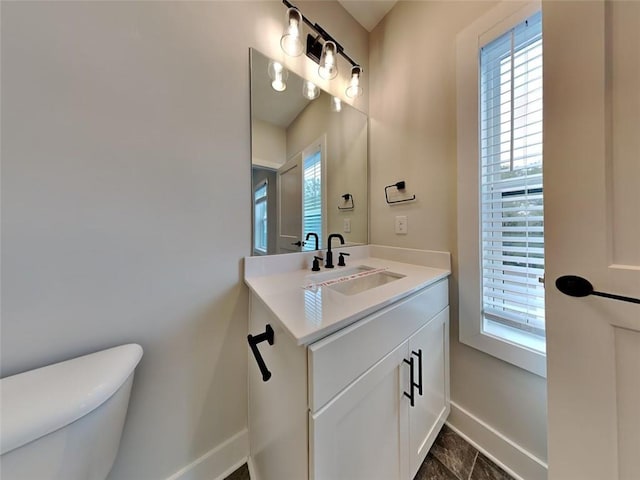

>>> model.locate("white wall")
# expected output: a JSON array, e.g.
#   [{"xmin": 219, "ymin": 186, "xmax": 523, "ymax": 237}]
[
  {"xmin": 0, "ymin": 2, "xmax": 368, "ymax": 479},
  {"xmin": 252, "ymin": 119, "xmax": 286, "ymax": 169},
  {"xmin": 369, "ymin": 0, "xmax": 548, "ymax": 473}
]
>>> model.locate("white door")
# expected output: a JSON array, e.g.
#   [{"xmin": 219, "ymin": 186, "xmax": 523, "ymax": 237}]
[
  {"xmin": 277, "ymin": 153, "xmax": 302, "ymax": 254},
  {"xmin": 544, "ymin": 2, "xmax": 640, "ymax": 479},
  {"xmin": 310, "ymin": 341, "xmax": 410, "ymax": 480},
  {"xmin": 407, "ymin": 308, "xmax": 450, "ymax": 479}
]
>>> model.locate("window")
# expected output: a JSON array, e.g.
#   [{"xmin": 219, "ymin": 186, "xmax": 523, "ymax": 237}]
[
  {"xmin": 480, "ymin": 12, "xmax": 545, "ymax": 338},
  {"xmin": 302, "ymin": 147, "xmax": 323, "ymax": 250},
  {"xmin": 254, "ymin": 181, "xmax": 268, "ymax": 254},
  {"xmin": 457, "ymin": 2, "xmax": 546, "ymax": 377}
]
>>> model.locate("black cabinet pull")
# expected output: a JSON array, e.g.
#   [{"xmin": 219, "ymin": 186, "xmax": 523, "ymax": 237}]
[
  {"xmin": 403, "ymin": 357, "xmax": 415, "ymax": 407},
  {"xmin": 248, "ymin": 324, "xmax": 275, "ymax": 382},
  {"xmin": 412, "ymin": 350, "xmax": 423, "ymax": 396},
  {"xmin": 556, "ymin": 275, "xmax": 640, "ymax": 305}
]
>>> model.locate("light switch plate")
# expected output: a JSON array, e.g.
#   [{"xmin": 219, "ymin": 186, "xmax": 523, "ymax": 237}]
[
  {"xmin": 343, "ymin": 218, "xmax": 351, "ymax": 233},
  {"xmin": 395, "ymin": 216, "xmax": 408, "ymax": 234}
]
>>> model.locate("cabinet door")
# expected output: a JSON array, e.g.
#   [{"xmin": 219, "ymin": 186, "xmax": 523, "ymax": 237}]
[
  {"xmin": 310, "ymin": 341, "xmax": 411, "ymax": 480},
  {"xmin": 408, "ymin": 307, "xmax": 450, "ymax": 478}
]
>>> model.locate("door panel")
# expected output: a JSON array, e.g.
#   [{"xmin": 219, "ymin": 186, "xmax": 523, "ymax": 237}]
[
  {"xmin": 408, "ymin": 308, "xmax": 450, "ymax": 479},
  {"xmin": 614, "ymin": 328, "xmax": 640, "ymax": 480},
  {"xmin": 609, "ymin": 0, "xmax": 640, "ymax": 268},
  {"xmin": 277, "ymin": 153, "xmax": 302, "ymax": 254},
  {"xmin": 310, "ymin": 342, "xmax": 410, "ymax": 480},
  {"xmin": 544, "ymin": 1, "xmax": 640, "ymax": 478}
]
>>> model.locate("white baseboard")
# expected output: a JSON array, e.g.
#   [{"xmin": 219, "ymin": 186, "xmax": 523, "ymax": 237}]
[
  {"xmin": 165, "ymin": 404, "xmax": 545, "ymax": 480},
  {"xmin": 246, "ymin": 456, "xmax": 258, "ymax": 480},
  {"xmin": 165, "ymin": 429, "xmax": 249, "ymax": 480},
  {"xmin": 447, "ymin": 402, "xmax": 547, "ymax": 480}
]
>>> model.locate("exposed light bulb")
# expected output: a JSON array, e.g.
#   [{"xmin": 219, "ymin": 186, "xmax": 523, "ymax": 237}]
[
  {"xmin": 280, "ymin": 8, "xmax": 304, "ymax": 57},
  {"xmin": 331, "ymin": 96, "xmax": 342, "ymax": 112},
  {"xmin": 345, "ymin": 66, "xmax": 363, "ymax": 98},
  {"xmin": 302, "ymin": 81, "xmax": 320, "ymax": 100},
  {"xmin": 268, "ymin": 61, "xmax": 288, "ymax": 92},
  {"xmin": 318, "ymin": 41, "xmax": 338, "ymax": 80}
]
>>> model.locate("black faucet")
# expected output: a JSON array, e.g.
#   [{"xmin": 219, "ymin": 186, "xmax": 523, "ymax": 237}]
[
  {"xmin": 325, "ymin": 233, "xmax": 345, "ymax": 268},
  {"xmin": 305, "ymin": 232, "xmax": 319, "ymax": 251}
]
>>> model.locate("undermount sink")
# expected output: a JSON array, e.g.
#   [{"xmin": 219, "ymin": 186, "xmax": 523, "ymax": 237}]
[{"xmin": 326, "ymin": 270, "xmax": 405, "ymax": 296}]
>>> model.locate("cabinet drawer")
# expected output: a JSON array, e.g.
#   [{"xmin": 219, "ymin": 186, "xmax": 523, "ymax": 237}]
[{"xmin": 307, "ymin": 278, "xmax": 448, "ymax": 412}]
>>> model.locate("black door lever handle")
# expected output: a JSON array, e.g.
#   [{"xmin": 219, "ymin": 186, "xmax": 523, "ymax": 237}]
[{"xmin": 556, "ymin": 275, "xmax": 640, "ymax": 304}]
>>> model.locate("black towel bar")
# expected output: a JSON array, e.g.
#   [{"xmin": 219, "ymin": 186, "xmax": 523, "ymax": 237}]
[
  {"xmin": 385, "ymin": 181, "xmax": 416, "ymax": 204},
  {"xmin": 248, "ymin": 324, "xmax": 275, "ymax": 381}
]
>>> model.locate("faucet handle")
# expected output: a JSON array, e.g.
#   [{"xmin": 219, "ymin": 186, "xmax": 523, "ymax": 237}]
[
  {"xmin": 312, "ymin": 256, "xmax": 323, "ymax": 272},
  {"xmin": 337, "ymin": 252, "xmax": 350, "ymax": 267}
]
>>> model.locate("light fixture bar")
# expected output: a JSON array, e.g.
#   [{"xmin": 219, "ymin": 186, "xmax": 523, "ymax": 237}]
[{"xmin": 281, "ymin": 0, "xmax": 360, "ymax": 68}]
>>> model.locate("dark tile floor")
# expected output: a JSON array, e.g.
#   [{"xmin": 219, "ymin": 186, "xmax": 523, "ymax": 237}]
[
  {"xmin": 226, "ymin": 463, "xmax": 250, "ymax": 480},
  {"xmin": 414, "ymin": 425, "xmax": 514, "ymax": 480},
  {"xmin": 225, "ymin": 424, "xmax": 514, "ymax": 480}
]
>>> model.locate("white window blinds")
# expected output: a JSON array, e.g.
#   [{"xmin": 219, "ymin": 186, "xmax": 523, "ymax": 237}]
[
  {"xmin": 480, "ymin": 11, "xmax": 544, "ymax": 336},
  {"xmin": 303, "ymin": 149, "xmax": 322, "ymax": 249},
  {"xmin": 254, "ymin": 182, "xmax": 268, "ymax": 254}
]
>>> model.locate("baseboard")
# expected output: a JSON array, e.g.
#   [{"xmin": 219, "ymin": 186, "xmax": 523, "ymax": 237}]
[
  {"xmin": 165, "ymin": 429, "xmax": 249, "ymax": 480},
  {"xmin": 447, "ymin": 402, "xmax": 547, "ymax": 480},
  {"xmin": 246, "ymin": 456, "xmax": 258, "ymax": 480}
]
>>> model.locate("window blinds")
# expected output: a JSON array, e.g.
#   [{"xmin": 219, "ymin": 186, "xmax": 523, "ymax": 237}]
[
  {"xmin": 303, "ymin": 150, "xmax": 322, "ymax": 249},
  {"xmin": 254, "ymin": 182, "xmax": 268, "ymax": 253},
  {"xmin": 480, "ymin": 11, "xmax": 544, "ymax": 335}
]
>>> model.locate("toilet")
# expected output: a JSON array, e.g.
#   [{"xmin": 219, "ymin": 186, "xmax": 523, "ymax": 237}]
[{"xmin": 0, "ymin": 344, "xmax": 143, "ymax": 480}]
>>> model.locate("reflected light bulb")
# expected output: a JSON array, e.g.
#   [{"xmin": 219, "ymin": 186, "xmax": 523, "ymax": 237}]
[
  {"xmin": 268, "ymin": 61, "xmax": 288, "ymax": 92},
  {"xmin": 302, "ymin": 81, "xmax": 320, "ymax": 100},
  {"xmin": 331, "ymin": 96, "xmax": 342, "ymax": 112}
]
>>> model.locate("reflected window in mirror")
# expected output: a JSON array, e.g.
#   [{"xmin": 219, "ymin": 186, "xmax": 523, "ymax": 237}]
[
  {"xmin": 254, "ymin": 181, "xmax": 268, "ymax": 255},
  {"xmin": 303, "ymin": 141, "xmax": 324, "ymax": 251}
]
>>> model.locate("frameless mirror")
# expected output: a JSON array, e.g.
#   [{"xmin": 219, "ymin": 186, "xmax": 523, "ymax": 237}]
[{"xmin": 250, "ymin": 49, "xmax": 368, "ymax": 255}]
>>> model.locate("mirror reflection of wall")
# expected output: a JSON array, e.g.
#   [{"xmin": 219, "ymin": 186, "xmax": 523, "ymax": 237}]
[{"xmin": 251, "ymin": 49, "xmax": 368, "ymax": 256}]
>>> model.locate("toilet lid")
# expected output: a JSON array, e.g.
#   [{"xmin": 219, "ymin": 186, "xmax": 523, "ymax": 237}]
[{"xmin": 0, "ymin": 344, "xmax": 142, "ymax": 455}]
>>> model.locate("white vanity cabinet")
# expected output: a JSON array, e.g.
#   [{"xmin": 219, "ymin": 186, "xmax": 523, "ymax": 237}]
[{"xmin": 247, "ymin": 276, "xmax": 450, "ymax": 480}]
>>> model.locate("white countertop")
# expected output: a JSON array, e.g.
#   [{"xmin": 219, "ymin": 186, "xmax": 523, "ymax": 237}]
[{"xmin": 244, "ymin": 245, "xmax": 451, "ymax": 345}]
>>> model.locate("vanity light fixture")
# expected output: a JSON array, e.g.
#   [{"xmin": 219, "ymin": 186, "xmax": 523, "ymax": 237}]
[
  {"xmin": 268, "ymin": 61, "xmax": 288, "ymax": 92},
  {"xmin": 330, "ymin": 96, "xmax": 342, "ymax": 112},
  {"xmin": 302, "ymin": 80, "xmax": 320, "ymax": 100},
  {"xmin": 280, "ymin": 0, "xmax": 363, "ymax": 98},
  {"xmin": 345, "ymin": 66, "xmax": 363, "ymax": 98},
  {"xmin": 280, "ymin": 7, "xmax": 304, "ymax": 56}
]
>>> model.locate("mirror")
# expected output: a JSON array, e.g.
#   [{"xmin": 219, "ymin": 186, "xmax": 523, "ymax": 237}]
[{"xmin": 250, "ymin": 49, "xmax": 368, "ymax": 255}]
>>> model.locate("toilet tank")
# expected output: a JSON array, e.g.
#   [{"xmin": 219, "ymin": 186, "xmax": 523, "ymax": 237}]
[{"xmin": 0, "ymin": 344, "xmax": 143, "ymax": 480}]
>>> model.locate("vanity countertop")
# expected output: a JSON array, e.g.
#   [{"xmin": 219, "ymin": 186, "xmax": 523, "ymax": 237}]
[{"xmin": 244, "ymin": 245, "xmax": 451, "ymax": 345}]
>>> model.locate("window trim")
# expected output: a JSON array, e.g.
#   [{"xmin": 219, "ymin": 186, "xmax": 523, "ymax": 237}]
[{"xmin": 457, "ymin": 0, "xmax": 546, "ymax": 378}]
